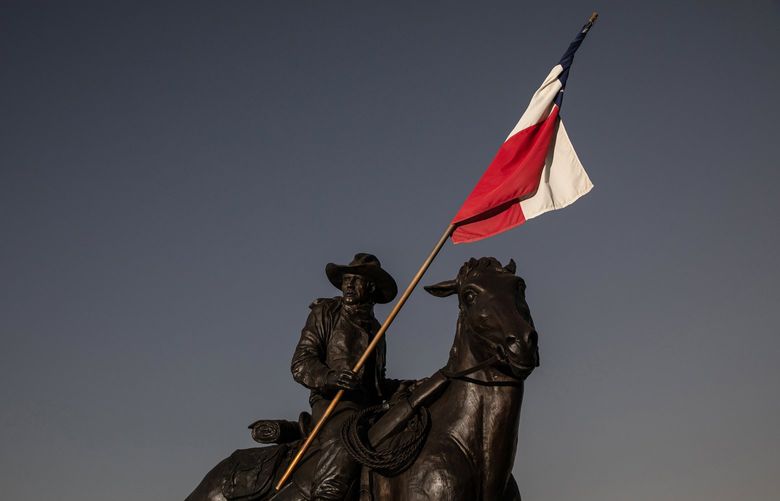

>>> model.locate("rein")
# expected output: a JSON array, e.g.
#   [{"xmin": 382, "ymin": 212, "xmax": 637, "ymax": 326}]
[{"xmin": 439, "ymin": 345, "xmax": 525, "ymax": 388}]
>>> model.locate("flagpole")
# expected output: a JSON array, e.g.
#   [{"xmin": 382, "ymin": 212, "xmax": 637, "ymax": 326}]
[{"xmin": 275, "ymin": 223, "xmax": 456, "ymax": 491}]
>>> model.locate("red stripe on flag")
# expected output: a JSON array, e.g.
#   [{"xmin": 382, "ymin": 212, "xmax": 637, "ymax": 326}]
[
  {"xmin": 451, "ymin": 105, "xmax": 560, "ymax": 243},
  {"xmin": 452, "ymin": 200, "xmax": 527, "ymax": 243}
]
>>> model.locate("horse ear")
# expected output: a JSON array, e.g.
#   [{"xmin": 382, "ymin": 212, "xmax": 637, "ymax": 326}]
[
  {"xmin": 424, "ymin": 279, "xmax": 458, "ymax": 298},
  {"xmin": 504, "ymin": 259, "xmax": 517, "ymax": 275}
]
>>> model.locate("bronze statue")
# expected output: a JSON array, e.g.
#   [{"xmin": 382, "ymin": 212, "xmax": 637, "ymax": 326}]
[
  {"xmin": 286, "ymin": 253, "xmax": 408, "ymax": 499},
  {"xmin": 186, "ymin": 256, "xmax": 539, "ymax": 501}
]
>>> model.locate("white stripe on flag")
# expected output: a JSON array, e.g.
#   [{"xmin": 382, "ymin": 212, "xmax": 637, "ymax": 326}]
[
  {"xmin": 506, "ymin": 64, "xmax": 564, "ymax": 139},
  {"xmin": 519, "ymin": 119, "xmax": 593, "ymax": 220}
]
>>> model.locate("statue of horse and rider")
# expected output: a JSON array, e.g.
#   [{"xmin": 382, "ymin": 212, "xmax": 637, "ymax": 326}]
[{"xmin": 186, "ymin": 253, "xmax": 540, "ymax": 501}]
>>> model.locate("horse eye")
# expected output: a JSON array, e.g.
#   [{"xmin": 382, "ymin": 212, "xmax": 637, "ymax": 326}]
[{"xmin": 464, "ymin": 291, "xmax": 476, "ymax": 304}]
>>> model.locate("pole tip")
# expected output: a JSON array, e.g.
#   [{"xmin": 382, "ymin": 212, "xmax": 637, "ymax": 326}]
[{"xmin": 588, "ymin": 12, "xmax": 599, "ymax": 24}]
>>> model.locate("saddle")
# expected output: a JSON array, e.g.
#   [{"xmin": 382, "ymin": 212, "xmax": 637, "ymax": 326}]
[
  {"xmin": 221, "ymin": 374, "xmax": 450, "ymax": 501},
  {"xmin": 219, "ymin": 443, "xmax": 294, "ymax": 500}
]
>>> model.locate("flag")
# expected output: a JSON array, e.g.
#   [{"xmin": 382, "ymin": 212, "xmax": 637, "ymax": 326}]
[{"xmin": 451, "ymin": 17, "xmax": 596, "ymax": 244}]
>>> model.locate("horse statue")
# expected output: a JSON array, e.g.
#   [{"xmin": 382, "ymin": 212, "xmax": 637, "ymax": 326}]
[{"xmin": 186, "ymin": 257, "xmax": 540, "ymax": 500}]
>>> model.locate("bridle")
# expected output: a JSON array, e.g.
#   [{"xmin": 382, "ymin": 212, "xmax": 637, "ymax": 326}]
[{"xmin": 439, "ymin": 343, "xmax": 533, "ymax": 388}]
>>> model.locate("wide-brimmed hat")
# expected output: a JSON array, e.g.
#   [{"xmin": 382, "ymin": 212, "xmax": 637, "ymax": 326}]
[{"xmin": 325, "ymin": 253, "xmax": 397, "ymax": 304}]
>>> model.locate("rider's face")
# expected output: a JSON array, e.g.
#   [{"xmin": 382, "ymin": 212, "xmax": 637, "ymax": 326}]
[{"xmin": 341, "ymin": 274, "xmax": 373, "ymax": 305}]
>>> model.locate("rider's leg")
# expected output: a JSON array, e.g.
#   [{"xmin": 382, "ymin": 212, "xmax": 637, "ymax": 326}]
[
  {"xmin": 309, "ymin": 409, "xmax": 359, "ymax": 500},
  {"xmin": 269, "ymin": 481, "xmax": 308, "ymax": 501}
]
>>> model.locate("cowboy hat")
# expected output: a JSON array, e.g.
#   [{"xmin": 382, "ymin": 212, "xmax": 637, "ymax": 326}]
[{"xmin": 325, "ymin": 253, "xmax": 397, "ymax": 304}]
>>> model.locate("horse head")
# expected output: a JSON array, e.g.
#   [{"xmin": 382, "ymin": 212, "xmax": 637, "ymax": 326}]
[{"xmin": 425, "ymin": 257, "xmax": 539, "ymax": 381}]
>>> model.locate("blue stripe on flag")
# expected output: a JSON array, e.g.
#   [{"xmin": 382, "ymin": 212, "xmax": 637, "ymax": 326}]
[{"xmin": 554, "ymin": 18, "xmax": 595, "ymax": 108}]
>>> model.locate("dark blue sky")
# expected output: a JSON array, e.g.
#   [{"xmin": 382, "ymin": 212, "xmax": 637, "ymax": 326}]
[{"xmin": 2, "ymin": 1, "xmax": 779, "ymax": 499}]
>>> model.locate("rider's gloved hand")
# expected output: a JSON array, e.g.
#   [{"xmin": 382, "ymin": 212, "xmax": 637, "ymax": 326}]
[{"xmin": 323, "ymin": 369, "xmax": 360, "ymax": 393}]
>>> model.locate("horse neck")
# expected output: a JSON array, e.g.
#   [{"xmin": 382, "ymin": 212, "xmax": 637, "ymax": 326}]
[{"xmin": 442, "ymin": 316, "xmax": 525, "ymax": 494}]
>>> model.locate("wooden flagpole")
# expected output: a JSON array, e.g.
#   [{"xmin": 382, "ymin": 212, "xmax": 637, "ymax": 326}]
[{"xmin": 275, "ymin": 223, "xmax": 456, "ymax": 491}]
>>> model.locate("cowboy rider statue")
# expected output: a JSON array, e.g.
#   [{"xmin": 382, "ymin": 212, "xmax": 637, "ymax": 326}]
[{"xmin": 282, "ymin": 253, "xmax": 407, "ymax": 500}]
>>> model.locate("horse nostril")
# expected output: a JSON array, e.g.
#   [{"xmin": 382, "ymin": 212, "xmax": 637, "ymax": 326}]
[
  {"xmin": 506, "ymin": 335, "xmax": 518, "ymax": 345},
  {"xmin": 524, "ymin": 330, "xmax": 538, "ymax": 346}
]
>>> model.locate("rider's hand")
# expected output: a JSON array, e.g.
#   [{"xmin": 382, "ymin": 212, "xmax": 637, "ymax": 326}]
[{"xmin": 324, "ymin": 369, "xmax": 360, "ymax": 392}]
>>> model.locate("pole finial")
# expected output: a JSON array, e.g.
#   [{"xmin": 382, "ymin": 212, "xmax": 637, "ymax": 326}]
[{"xmin": 588, "ymin": 12, "xmax": 599, "ymax": 24}]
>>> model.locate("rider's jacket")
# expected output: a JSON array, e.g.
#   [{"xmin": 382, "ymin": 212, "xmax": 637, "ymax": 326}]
[{"xmin": 291, "ymin": 297, "xmax": 399, "ymax": 408}]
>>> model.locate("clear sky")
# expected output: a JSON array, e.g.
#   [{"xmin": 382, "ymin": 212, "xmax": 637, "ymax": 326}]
[{"xmin": 2, "ymin": 1, "xmax": 779, "ymax": 500}]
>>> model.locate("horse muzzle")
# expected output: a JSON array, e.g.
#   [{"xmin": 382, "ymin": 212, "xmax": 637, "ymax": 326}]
[{"xmin": 501, "ymin": 330, "xmax": 540, "ymax": 379}]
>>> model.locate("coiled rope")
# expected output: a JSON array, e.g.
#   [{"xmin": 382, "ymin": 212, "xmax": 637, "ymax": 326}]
[{"xmin": 340, "ymin": 404, "xmax": 430, "ymax": 476}]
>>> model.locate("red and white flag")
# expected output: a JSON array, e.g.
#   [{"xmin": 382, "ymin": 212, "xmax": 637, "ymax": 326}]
[{"xmin": 451, "ymin": 18, "xmax": 596, "ymax": 244}]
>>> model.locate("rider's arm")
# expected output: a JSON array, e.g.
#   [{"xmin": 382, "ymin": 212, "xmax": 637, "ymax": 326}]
[{"xmin": 290, "ymin": 305, "xmax": 331, "ymax": 391}]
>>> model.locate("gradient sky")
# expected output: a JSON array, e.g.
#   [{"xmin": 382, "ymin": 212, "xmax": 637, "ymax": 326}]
[{"xmin": 2, "ymin": 1, "xmax": 779, "ymax": 500}]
